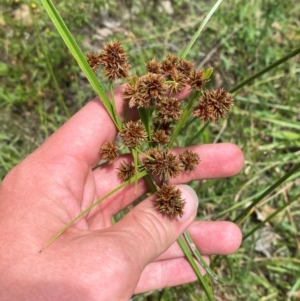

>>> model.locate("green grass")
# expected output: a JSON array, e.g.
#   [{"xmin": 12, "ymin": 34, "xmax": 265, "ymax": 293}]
[{"xmin": 1, "ymin": 0, "xmax": 300, "ymax": 300}]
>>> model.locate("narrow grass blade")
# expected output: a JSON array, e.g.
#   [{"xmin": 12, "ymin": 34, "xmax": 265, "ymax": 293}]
[
  {"xmin": 183, "ymin": 231, "xmax": 234, "ymax": 285},
  {"xmin": 42, "ymin": 170, "xmax": 147, "ymax": 250},
  {"xmin": 180, "ymin": 0, "xmax": 223, "ymax": 59},
  {"xmin": 233, "ymin": 162, "xmax": 300, "ymax": 224},
  {"xmin": 243, "ymin": 192, "xmax": 300, "ymax": 241},
  {"xmin": 230, "ymin": 46, "xmax": 300, "ymax": 93},
  {"xmin": 132, "ymin": 148, "xmax": 139, "ymax": 194},
  {"xmin": 168, "ymin": 91, "xmax": 200, "ymax": 148},
  {"xmin": 40, "ymin": 0, "xmax": 121, "ymax": 129},
  {"xmin": 178, "ymin": 235, "xmax": 215, "ymax": 301},
  {"xmin": 138, "ymin": 107, "xmax": 152, "ymax": 140}
]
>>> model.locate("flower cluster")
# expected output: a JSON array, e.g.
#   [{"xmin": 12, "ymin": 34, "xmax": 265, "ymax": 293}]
[{"xmin": 89, "ymin": 41, "xmax": 234, "ymax": 218}]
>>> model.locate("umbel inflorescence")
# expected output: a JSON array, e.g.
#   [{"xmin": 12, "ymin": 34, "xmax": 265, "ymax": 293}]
[{"xmin": 87, "ymin": 41, "xmax": 234, "ymax": 219}]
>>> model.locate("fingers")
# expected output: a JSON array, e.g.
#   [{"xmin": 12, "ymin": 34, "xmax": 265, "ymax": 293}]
[
  {"xmin": 107, "ymin": 185, "xmax": 199, "ymax": 270},
  {"xmin": 36, "ymin": 86, "xmax": 192, "ymax": 168},
  {"xmin": 133, "ymin": 221, "xmax": 241, "ymax": 294},
  {"xmin": 91, "ymin": 143, "xmax": 244, "ymax": 220},
  {"xmin": 134, "ymin": 256, "xmax": 209, "ymax": 294},
  {"xmin": 156, "ymin": 221, "xmax": 242, "ymax": 261}
]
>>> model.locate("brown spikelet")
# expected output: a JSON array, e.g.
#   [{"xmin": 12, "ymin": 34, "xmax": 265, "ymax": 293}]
[
  {"xmin": 123, "ymin": 78, "xmax": 140, "ymax": 108},
  {"xmin": 144, "ymin": 148, "xmax": 183, "ymax": 180},
  {"xmin": 100, "ymin": 141, "xmax": 118, "ymax": 163},
  {"xmin": 98, "ymin": 41, "xmax": 130, "ymax": 81},
  {"xmin": 155, "ymin": 184, "xmax": 185, "ymax": 218},
  {"xmin": 176, "ymin": 58, "xmax": 194, "ymax": 78},
  {"xmin": 157, "ymin": 97, "xmax": 182, "ymax": 123},
  {"xmin": 179, "ymin": 150, "xmax": 200, "ymax": 172},
  {"xmin": 168, "ymin": 69, "xmax": 187, "ymax": 94},
  {"xmin": 189, "ymin": 70, "xmax": 206, "ymax": 91},
  {"xmin": 119, "ymin": 120, "xmax": 147, "ymax": 148},
  {"xmin": 161, "ymin": 53, "xmax": 179, "ymax": 73},
  {"xmin": 146, "ymin": 58, "xmax": 162, "ymax": 74},
  {"xmin": 193, "ymin": 88, "xmax": 234, "ymax": 122},
  {"xmin": 152, "ymin": 129, "xmax": 170, "ymax": 145},
  {"xmin": 136, "ymin": 73, "xmax": 167, "ymax": 108},
  {"xmin": 153, "ymin": 121, "xmax": 173, "ymax": 135},
  {"xmin": 86, "ymin": 52, "xmax": 100, "ymax": 72},
  {"xmin": 117, "ymin": 161, "xmax": 135, "ymax": 181}
]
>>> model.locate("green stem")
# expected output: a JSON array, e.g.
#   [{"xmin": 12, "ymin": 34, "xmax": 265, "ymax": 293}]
[
  {"xmin": 42, "ymin": 170, "xmax": 147, "ymax": 250},
  {"xmin": 109, "ymin": 84, "xmax": 122, "ymax": 129},
  {"xmin": 180, "ymin": 0, "xmax": 223, "ymax": 59},
  {"xmin": 178, "ymin": 236, "xmax": 214, "ymax": 301},
  {"xmin": 168, "ymin": 91, "xmax": 200, "ymax": 148},
  {"xmin": 233, "ymin": 162, "xmax": 300, "ymax": 224},
  {"xmin": 40, "ymin": 0, "xmax": 121, "ymax": 130},
  {"xmin": 243, "ymin": 191, "xmax": 300, "ymax": 241},
  {"xmin": 230, "ymin": 46, "xmax": 300, "ymax": 93}
]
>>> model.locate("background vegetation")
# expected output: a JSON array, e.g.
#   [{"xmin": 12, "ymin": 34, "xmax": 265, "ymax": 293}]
[{"xmin": 1, "ymin": 0, "xmax": 299, "ymax": 300}]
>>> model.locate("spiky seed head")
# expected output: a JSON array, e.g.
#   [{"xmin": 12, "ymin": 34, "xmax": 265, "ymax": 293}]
[
  {"xmin": 155, "ymin": 184, "xmax": 185, "ymax": 218},
  {"xmin": 144, "ymin": 148, "xmax": 183, "ymax": 180},
  {"xmin": 179, "ymin": 150, "xmax": 200, "ymax": 172},
  {"xmin": 152, "ymin": 129, "xmax": 170, "ymax": 145},
  {"xmin": 157, "ymin": 97, "xmax": 182, "ymax": 123},
  {"xmin": 119, "ymin": 120, "xmax": 147, "ymax": 148},
  {"xmin": 100, "ymin": 141, "xmax": 118, "ymax": 163},
  {"xmin": 193, "ymin": 88, "xmax": 234, "ymax": 122},
  {"xmin": 117, "ymin": 161, "xmax": 135, "ymax": 182},
  {"xmin": 189, "ymin": 70, "xmax": 206, "ymax": 91},
  {"xmin": 98, "ymin": 41, "xmax": 130, "ymax": 81},
  {"xmin": 86, "ymin": 52, "xmax": 100, "ymax": 72},
  {"xmin": 136, "ymin": 73, "xmax": 167, "ymax": 108},
  {"xmin": 146, "ymin": 58, "xmax": 162, "ymax": 74}
]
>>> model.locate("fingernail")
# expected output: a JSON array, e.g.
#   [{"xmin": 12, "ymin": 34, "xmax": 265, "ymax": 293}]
[{"xmin": 176, "ymin": 185, "xmax": 198, "ymax": 223}]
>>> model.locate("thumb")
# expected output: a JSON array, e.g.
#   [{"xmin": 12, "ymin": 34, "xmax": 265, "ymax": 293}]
[{"xmin": 112, "ymin": 185, "xmax": 198, "ymax": 267}]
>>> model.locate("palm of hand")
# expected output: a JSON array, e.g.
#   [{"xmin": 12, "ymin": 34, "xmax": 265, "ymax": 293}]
[{"xmin": 0, "ymin": 87, "xmax": 244, "ymax": 301}]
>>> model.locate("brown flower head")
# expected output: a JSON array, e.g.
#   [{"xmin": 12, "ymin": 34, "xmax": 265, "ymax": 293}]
[
  {"xmin": 86, "ymin": 52, "xmax": 100, "ymax": 72},
  {"xmin": 123, "ymin": 78, "xmax": 140, "ymax": 108},
  {"xmin": 161, "ymin": 53, "xmax": 179, "ymax": 74},
  {"xmin": 99, "ymin": 41, "xmax": 130, "ymax": 81},
  {"xmin": 119, "ymin": 120, "xmax": 147, "ymax": 148},
  {"xmin": 136, "ymin": 73, "xmax": 167, "ymax": 108},
  {"xmin": 153, "ymin": 121, "xmax": 173, "ymax": 135},
  {"xmin": 189, "ymin": 70, "xmax": 206, "ymax": 91},
  {"xmin": 155, "ymin": 184, "xmax": 185, "ymax": 218},
  {"xmin": 168, "ymin": 69, "xmax": 187, "ymax": 94},
  {"xmin": 146, "ymin": 58, "xmax": 162, "ymax": 74},
  {"xmin": 179, "ymin": 150, "xmax": 200, "ymax": 172},
  {"xmin": 117, "ymin": 161, "xmax": 135, "ymax": 182},
  {"xmin": 152, "ymin": 129, "xmax": 170, "ymax": 145},
  {"xmin": 176, "ymin": 58, "xmax": 194, "ymax": 78},
  {"xmin": 157, "ymin": 97, "xmax": 182, "ymax": 123},
  {"xmin": 193, "ymin": 88, "xmax": 234, "ymax": 122},
  {"xmin": 144, "ymin": 148, "xmax": 183, "ymax": 180},
  {"xmin": 100, "ymin": 141, "xmax": 118, "ymax": 163}
]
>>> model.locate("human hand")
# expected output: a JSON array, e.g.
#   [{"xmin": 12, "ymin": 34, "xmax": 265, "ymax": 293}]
[{"xmin": 0, "ymin": 86, "xmax": 244, "ymax": 301}]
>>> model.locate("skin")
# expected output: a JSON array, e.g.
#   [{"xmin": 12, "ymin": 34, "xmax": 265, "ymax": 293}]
[{"xmin": 0, "ymin": 86, "xmax": 244, "ymax": 301}]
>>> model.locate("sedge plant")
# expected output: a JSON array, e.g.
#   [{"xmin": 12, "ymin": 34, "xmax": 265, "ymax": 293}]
[{"xmin": 39, "ymin": 0, "xmax": 300, "ymax": 299}]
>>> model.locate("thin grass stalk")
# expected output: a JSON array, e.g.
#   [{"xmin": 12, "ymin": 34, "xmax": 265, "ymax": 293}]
[
  {"xmin": 183, "ymin": 231, "xmax": 233, "ymax": 285},
  {"xmin": 168, "ymin": 91, "xmax": 200, "ymax": 148},
  {"xmin": 243, "ymin": 192, "xmax": 300, "ymax": 241},
  {"xmin": 230, "ymin": 46, "xmax": 300, "ymax": 93},
  {"xmin": 32, "ymin": 10, "xmax": 70, "ymax": 119},
  {"xmin": 177, "ymin": 236, "xmax": 215, "ymax": 301},
  {"xmin": 233, "ymin": 162, "xmax": 300, "ymax": 224},
  {"xmin": 40, "ymin": 0, "xmax": 122, "ymax": 130},
  {"xmin": 42, "ymin": 170, "xmax": 147, "ymax": 250},
  {"xmin": 180, "ymin": 0, "xmax": 223, "ymax": 59}
]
